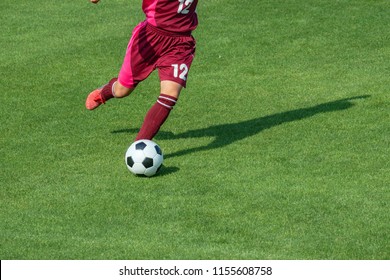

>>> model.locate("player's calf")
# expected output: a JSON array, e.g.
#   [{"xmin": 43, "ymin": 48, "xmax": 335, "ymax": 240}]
[{"xmin": 135, "ymin": 93, "xmax": 178, "ymax": 140}]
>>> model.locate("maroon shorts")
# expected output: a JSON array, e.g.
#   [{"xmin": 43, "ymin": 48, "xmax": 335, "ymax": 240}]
[{"xmin": 118, "ymin": 21, "xmax": 196, "ymax": 89}]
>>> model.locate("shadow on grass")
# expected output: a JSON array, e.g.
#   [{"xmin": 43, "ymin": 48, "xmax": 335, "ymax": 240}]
[
  {"xmin": 158, "ymin": 166, "xmax": 180, "ymax": 177},
  {"xmin": 113, "ymin": 95, "xmax": 370, "ymax": 159}
]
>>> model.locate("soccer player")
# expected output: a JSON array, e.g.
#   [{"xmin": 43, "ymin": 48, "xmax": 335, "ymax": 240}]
[{"xmin": 86, "ymin": 0, "xmax": 198, "ymax": 141}]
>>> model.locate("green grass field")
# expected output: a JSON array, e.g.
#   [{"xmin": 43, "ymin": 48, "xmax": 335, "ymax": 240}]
[{"xmin": 1, "ymin": 0, "xmax": 389, "ymax": 260}]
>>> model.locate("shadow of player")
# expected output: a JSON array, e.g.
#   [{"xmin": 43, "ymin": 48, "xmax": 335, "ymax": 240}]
[
  {"xmin": 112, "ymin": 95, "xmax": 369, "ymax": 159},
  {"xmin": 157, "ymin": 95, "xmax": 370, "ymax": 158}
]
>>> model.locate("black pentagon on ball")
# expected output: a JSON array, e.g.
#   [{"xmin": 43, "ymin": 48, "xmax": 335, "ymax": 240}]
[
  {"xmin": 127, "ymin": 156, "xmax": 135, "ymax": 167},
  {"xmin": 154, "ymin": 145, "xmax": 162, "ymax": 155},
  {"xmin": 135, "ymin": 141, "xmax": 147, "ymax": 150},
  {"xmin": 142, "ymin": 157, "xmax": 154, "ymax": 168}
]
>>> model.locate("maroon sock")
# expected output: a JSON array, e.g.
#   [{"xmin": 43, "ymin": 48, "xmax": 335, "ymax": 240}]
[
  {"xmin": 135, "ymin": 94, "xmax": 178, "ymax": 140},
  {"xmin": 100, "ymin": 77, "xmax": 118, "ymax": 102}
]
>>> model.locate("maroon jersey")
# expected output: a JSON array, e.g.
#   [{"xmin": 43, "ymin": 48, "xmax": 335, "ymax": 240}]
[{"xmin": 143, "ymin": 0, "xmax": 198, "ymax": 33}]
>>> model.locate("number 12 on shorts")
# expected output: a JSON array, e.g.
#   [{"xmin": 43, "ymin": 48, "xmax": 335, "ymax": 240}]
[{"xmin": 172, "ymin": 63, "xmax": 188, "ymax": 81}]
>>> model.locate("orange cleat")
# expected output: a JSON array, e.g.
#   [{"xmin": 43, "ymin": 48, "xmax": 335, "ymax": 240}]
[{"xmin": 85, "ymin": 88, "xmax": 104, "ymax": 110}]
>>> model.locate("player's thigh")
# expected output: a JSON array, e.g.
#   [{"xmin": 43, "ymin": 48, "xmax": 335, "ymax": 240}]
[{"xmin": 118, "ymin": 22, "xmax": 157, "ymax": 89}]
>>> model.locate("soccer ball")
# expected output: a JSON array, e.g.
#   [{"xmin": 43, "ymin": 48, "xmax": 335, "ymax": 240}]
[{"xmin": 125, "ymin": 139, "xmax": 163, "ymax": 177}]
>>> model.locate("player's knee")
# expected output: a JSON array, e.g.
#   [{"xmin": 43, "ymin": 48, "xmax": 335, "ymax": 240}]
[
  {"xmin": 160, "ymin": 81, "xmax": 183, "ymax": 99},
  {"xmin": 113, "ymin": 82, "xmax": 133, "ymax": 98}
]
